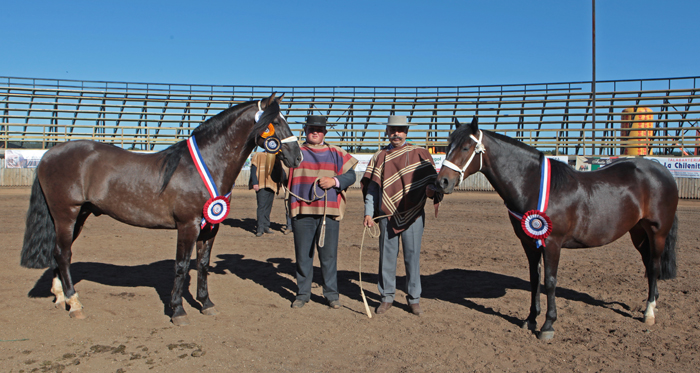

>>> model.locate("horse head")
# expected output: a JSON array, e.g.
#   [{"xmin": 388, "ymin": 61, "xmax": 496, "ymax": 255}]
[
  {"xmin": 435, "ymin": 116, "xmax": 486, "ymax": 194},
  {"xmin": 252, "ymin": 93, "xmax": 302, "ymax": 168}
]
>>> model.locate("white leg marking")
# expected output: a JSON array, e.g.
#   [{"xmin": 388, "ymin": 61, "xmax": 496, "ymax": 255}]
[
  {"xmin": 66, "ymin": 293, "xmax": 86, "ymax": 319},
  {"xmin": 644, "ymin": 299, "xmax": 656, "ymax": 325},
  {"xmin": 51, "ymin": 277, "xmax": 65, "ymax": 307}
]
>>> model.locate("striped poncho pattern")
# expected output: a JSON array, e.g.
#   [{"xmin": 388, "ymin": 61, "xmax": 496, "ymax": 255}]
[
  {"xmin": 362, "ymin": 144, "xmax": 439, "ymax": 233},
  {"xmin": 288, "ymin": 143, "xmax": 358, "ymax": 220}
]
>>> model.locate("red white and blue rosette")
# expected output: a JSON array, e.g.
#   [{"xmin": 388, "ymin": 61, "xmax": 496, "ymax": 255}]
[
  {"xmin": 521, "ymin": 210, "xmax": 552, "ymax": 240},
  {"xmin": 505, "ymin": 158, "xmax": 554, "ymax": 248},
  {"xmin": 188, "ymin": 135, "xmax": 233, "ymax": 228},
  {"xmin": 203, "ymin": 195, "xmax": 230, "ymax": 224}
]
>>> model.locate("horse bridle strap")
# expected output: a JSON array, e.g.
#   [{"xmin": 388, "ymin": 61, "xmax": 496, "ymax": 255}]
[{"xmin": 442, "ymin": 130, "xmax": 486, "ymax": 184}]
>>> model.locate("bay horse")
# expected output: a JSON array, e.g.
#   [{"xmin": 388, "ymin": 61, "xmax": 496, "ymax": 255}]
[
  {"xmin": 435, "ymin": 117, "xmax": 678, "ymax": 340},
  {"xmin": 20, "ymin": 93, "xmax": 302, "ymax": 326}
]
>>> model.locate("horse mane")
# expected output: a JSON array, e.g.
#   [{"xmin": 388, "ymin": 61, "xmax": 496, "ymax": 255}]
[
  {"xmin": 486, "ymin": 130, "xmax": 539, "ymax": 154},
  {"xmin": 548, "ymin": 155, "xmax": 575, "ymax": 192},
  {"xmin": 157, "ymin": 100, "xmax": 258, "ymax": 192},
  {"xmin": 454, "ymin": 127, "xmax": 575, "ymax": 193},
  {"xmin": 485, "ymin": 131, "xmax": 576, "ymax": 192}
]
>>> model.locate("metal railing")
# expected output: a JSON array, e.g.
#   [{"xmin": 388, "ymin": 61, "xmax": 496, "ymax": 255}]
[{"xmin": 1, "ymin": 76, "xmax": 699, "ymax": 156}]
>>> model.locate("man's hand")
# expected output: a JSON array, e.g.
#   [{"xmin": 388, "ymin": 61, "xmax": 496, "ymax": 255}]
[
  {"xmin": 426, "ymin": 184, "xmax": 436, "ymax": 198},
  {"xmin": 363, "ymin": 215, "xmax": 374, "ymax": 228},
  {"xmin": 253, "ymin": 184, "xmax": 260, "ymax": 192},
  {"xmin": 318, "ymin": 177, "xmax": 336, "ymax": 190}
]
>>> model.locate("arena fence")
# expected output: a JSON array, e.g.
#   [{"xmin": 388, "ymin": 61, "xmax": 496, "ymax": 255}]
[{"xmin": 1, "ymin": 76, "xmax": 699, "ymax": 197}]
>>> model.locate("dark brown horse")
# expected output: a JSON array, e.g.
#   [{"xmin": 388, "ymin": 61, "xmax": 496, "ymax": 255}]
[
  {"xmin": 435, "ymin": 117, "xmax": 678, "ymax": 340},
  {"xmin": 20, "ymin": 93, "xmax": 301, "ymax": 326}
]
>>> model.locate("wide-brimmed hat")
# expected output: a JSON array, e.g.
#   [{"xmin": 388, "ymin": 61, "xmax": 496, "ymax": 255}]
[
  {"xmin": 385, "ymin": 115, "xmax": 412, "ymax": 126},
  {"xmin": 305, "ymin": 115, "xmax": 328, "ymax": 127}
]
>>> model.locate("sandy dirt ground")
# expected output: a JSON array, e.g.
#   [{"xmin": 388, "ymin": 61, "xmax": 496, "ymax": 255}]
[{"xmin": 1, "ymin": 187, "xmax": 699, "ymax": 372}]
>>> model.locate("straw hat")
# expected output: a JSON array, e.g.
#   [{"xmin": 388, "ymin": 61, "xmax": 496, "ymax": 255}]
[{"xmin": 385, "ymin": 115, "xmax": 412, "ymax": 126}]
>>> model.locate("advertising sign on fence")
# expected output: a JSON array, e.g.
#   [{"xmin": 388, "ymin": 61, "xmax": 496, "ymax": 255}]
[
  {"xmin": 574, "ymin": 156, "xmax": 700, "ymax": 179},
  {"xmin": 646, "ymin": 157, "xmax": 700, "ymax": 179},
  {"xmin": 4, "ymin": 149, "xmax": 48, "ymax": 168},
  {"xmin": 351, "ymin": 154, "xmax": 446, "ymax": 172},
  {"xmin": 574, "ymin": 156, "xmax": 627, "ymax": 171}
]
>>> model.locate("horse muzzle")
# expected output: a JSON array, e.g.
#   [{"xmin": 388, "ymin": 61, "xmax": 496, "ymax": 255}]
[
  {"xmin": 435, "ymin": 174, "xmax": 457, "ymax": 194},
  {"xmin": 279, "ymin": 140, "xmax": 303, "ymax": 168}
]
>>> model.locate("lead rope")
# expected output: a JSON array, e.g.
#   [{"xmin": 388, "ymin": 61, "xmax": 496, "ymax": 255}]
[
  {"xmin": 283, "ymin": 178, "xmax": 328, "ymax": 247},
  {"xmin": 358, "ymin": 213, "xmax": 392, "ymax": 318}
]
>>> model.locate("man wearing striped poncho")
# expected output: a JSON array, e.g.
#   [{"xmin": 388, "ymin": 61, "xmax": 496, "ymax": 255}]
[
  {"xmin": 287, "ymin": 115, "xmax": 358, "ymax": 310},
  {"xmin": 362, "ymin": 115, "xmax": 442, "ymax": 316}
]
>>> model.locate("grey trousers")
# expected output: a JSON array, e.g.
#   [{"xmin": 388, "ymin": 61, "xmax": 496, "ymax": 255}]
[
  {"xmin": 377, "ymin": 213, "xmax": 425, "ymax": 305},
  {"xmin": 255, "ymin": 188, "xmax": 275, "ymax": 232},
  {"xmin": 292, "ymin": 215, "xmax": 340, "ymax": 302}
]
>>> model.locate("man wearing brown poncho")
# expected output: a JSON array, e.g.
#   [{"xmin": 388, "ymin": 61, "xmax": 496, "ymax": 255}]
[{"xmin": 361, "ymin": 115, "xmax": 442, "ymax": 316}]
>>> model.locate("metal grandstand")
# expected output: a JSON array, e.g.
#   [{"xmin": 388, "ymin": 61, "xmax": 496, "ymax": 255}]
[{"xmin": 2, "ymin": 75, "xmax": 699, "ymax": 156}]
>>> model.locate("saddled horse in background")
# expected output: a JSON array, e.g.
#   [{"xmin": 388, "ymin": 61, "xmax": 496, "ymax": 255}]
[
  {"xmin": 435, "ymin": 117, "xmax": 678, "ymax": 340},
  {"xmin": 20, "ymin": 93, "xmax": 302, "ymax": 326}
]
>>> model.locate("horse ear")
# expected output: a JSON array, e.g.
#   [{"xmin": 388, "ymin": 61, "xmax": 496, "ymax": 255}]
[
  {"xmin": 261, "ymin": 92, "xmax": 277, "ymax": 109},
  {"xmin": 469, "ymin": 116, "xmax": 479, "ymax": 132},
  {"xmin": 454, "ymin": 118, "xmax": 461, "ymax": 129},
  {"xmin": 277, "ymin": 93, "xmax": 285, "ymax": 103}
]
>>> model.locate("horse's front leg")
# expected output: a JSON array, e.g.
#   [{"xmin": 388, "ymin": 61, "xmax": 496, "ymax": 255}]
[
  {"xmin": 521, "ymin": 243, "xmax": 542, "ymax": 332},
  {"xmin": 170, "ymin": 223, "xmax": 199, "ymax": 326},
  {"xmin": 539, "ymin": 242, "xmax": 562, "ymax": 340},
  {"xmin": 197, "ymin": 226, "xmax": 218, "ymax": 316}
]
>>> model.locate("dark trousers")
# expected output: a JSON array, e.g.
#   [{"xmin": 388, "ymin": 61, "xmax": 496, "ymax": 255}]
[
  {"xmin": 255, "ymin": 188, "xmax": 275, "ymax": 232},
  {"xmin": 292, "ymin": 215, "xmax": 340, "ymax": 302}
]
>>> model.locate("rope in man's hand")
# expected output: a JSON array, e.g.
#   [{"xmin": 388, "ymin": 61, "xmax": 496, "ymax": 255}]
[
  {"xmin": 283, "ymin": 177, "xmax": 329, "ymax": 247},
  {"xmin": 358, "ymin": 213, "xmax": 392, "ymax": 318}
]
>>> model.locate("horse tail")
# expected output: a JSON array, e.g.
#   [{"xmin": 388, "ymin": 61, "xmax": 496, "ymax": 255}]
[
  {"xmin": 20, "ymin": 175, "xmax": 57, "ymax": 269},
  {"xmin": 659, "ymin": 213, "xmax": 678, "ymax": 280}
]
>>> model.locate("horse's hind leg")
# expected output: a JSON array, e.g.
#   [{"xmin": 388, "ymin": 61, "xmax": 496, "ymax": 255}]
[
  {"xmin": 51, "ymin": 268, "xmax": 66, "ymax": 309},
  {"xmin": 630, "ymin": 222, "xmax": 665, "ymax": 325},
  {"xmin": 51, "ymin": 208, "xmax": 91, "ymax": 310},
  {"xmin": 196, "ymin": 232, "xmax": 218, "ymax": 316},
  {"xmin": 53, "ymin": 207, "xmax": 87, "ymax": 319}
]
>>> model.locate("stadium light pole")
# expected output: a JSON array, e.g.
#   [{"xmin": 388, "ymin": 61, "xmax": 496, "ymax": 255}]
[{"xmin": 591, "ymin": 0, "xmax": 596, "ymax": 155}]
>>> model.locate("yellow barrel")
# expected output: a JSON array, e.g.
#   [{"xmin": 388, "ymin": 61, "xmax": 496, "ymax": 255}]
[{"xmin": 621, "ymin": 107, "xmax": 654, "ymax": 155}]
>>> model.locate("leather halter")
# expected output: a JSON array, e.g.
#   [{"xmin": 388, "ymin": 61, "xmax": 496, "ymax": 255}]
[{"xmin": 441, "ymin": 130, "xmax": 486, "ymax": 185}]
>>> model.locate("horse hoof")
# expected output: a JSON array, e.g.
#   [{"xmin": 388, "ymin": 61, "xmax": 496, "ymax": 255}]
[
  {"xmin": 171, "ymin": 315, "xmax": 190, "ymax": 326},
  {"xmin": 201, "ymin": 307, "xmax": 218, "ymax": 316},
  {"xmin": 538, "ymin": 331, "xmax": 555, "ymax": 340},
  {"xmin": 69, "ymin": 309, "xmax": 86, "ymax": 319},
  {"xmin": 644, "ymin": 316, "xmax": 655, "ymax": 326},
  {"xmin": 55, "ymin": 300, "xmax": 66, "ymax": 310},
  {"xmin": 521, "ymin": 320, "xmax": 536, "ymax": 331}
]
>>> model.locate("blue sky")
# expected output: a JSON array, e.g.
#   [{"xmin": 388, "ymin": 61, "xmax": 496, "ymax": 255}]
[{"xmin": 1, "ymin": 0, "xmax": 697, "ymax": 87}]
